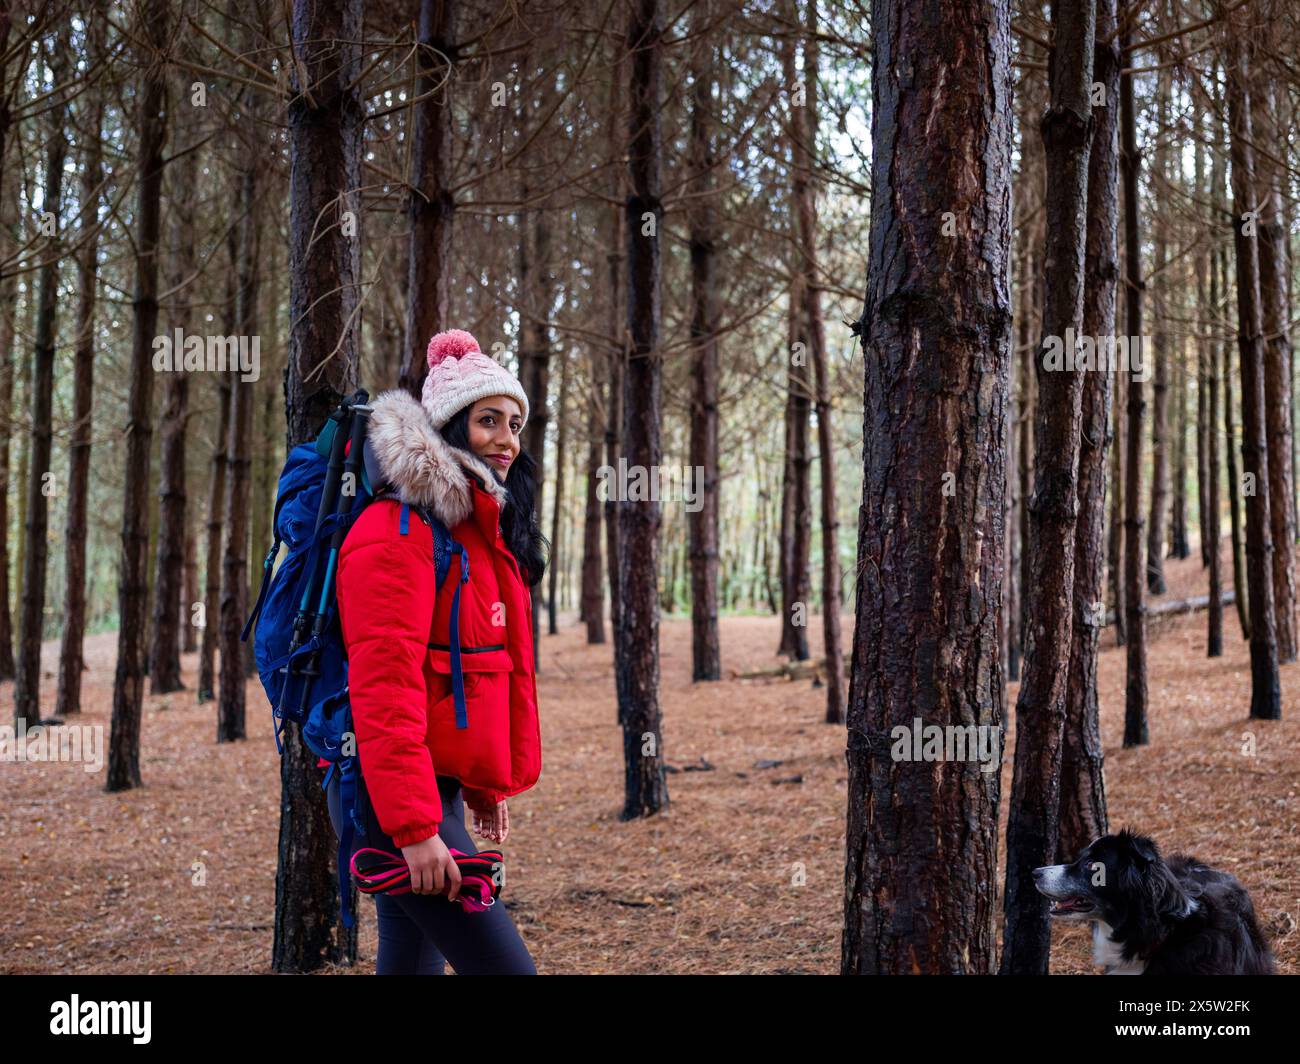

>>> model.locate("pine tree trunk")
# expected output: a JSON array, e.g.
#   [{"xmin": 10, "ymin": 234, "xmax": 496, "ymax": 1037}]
[
  {"xmin": 246, "ymin": 382, "xmax": 276, "ymax": 677},
  {"xmin": 1253, "ymin": 77, "xmax": 1296, "ymax": 663},
  {"xmin": 1204, "ymin": 138, "xmax": 1224, "ymax": 658},
  {"xmin": 149, "ymin": 145, "xmax": 199, "ymax": 695},
  {"xmin": 1146, "ymin": 78, "xmax": 1170, "ymax": 594},
  {"xmin": 517, "ymin": 166, "xmax": 552, "ymax": 667},
  {"xmin": 1001, "ymin": 0, "xmax": 1094, "ymax": 975},
  {"xmin": 778, "ymin": 7, "xmax": 812, "ymax": 663},
  {"xmin": 398, "ymin": 0, "xmax": 455, "ymax": 397},
  {"xmin": 199, "ymin": 360, "xmax": 232, "ymax": 702},
  {"xmin": 0, "ymin": 152, "xmax": 17, "ymax": 682},
  {"xmin": 12, "ymin": 292, "xmax": 32, "ymax": 650},
  {"xmin": 777, "ymin": 309, "xmax": 812, "ymax": 660},
  {"xmin": 547, "ymin": 350, "xmax": 569, "ymax": 634},
  {"xmin": 581, "ymin": 341, "xmax": 606, "ymax": 643},
  {"xmin": 14, "ymin": 27, "xmax": 69, "ymax": 726},
  {"xmin": 1109, "ymin": 356, "xmax": 1126, "ymax": 645},
  {"xmin": 687, "ymin": 10, "xmax": 721, "ymax": 681},
  {"xmin": 56, "ymin": 42, "xmax": 104, "ymax": 717},
  {"xmin": 107, "ymin": 1, "xmax": 168, "ymax": 785},
  {"xmin": 218, "ymin": 165, "xmax": 258, "ymax": 743},
  {"xmin": 1120, "ymin": 26, "xmax": 1148, "ymax": 747},
  {"xmin": 1221, "ymin": 238, "xmax": 1249, "ymax": 639},
  {"xmin": 844, "ymin": 0, "xmax": 1012, "ymax": 975},
  {"xmin": 1223, "ymin": 18, "xmax": 1281, "ymax": 720},
  {"xmin": 798, "ymin": 1, "xmax": 843, "ymax": 720},
  {"xmin": 1058, "ymin": 0, "xmax": 1116, "ymax": 863},
  {"xmin": 1197, "ymin": 248, "xmax": 1211, "ymax": 571},
  {"xmin": 1006, "ymin": 248, "xmax": 1021, "ymax": 678},
  {"xmin": 615, "ymin": 0, "xmax": 668, "ymax": 818},
  {"xmin": 1017, "ymin": 244, "xmax": 1036, "ymax": 663},
  {"xmin": 1171, "ymin": 341, "xmax": 1189, "ymax": 559},
  {"xmin": 278, "ymin": 0, "xmax": 364, "ymax": 972},
  {"xmin": 604, "ymin": 54, "xmax": 625, "ymax": 678},
  {"xmin": 183, "ymin": 527, "xmax": 198, "ymax": 654}
]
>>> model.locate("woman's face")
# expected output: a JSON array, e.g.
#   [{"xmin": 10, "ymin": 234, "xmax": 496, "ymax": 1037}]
[{"xmin": 467, "ymin": 395, "xmax": 523, "ymax": 475}]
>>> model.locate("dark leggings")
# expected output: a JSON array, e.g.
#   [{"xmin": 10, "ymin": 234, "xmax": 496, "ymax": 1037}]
[{"xmin": 326, "ymin": 770, "xmax": 537, "ymax": 975}]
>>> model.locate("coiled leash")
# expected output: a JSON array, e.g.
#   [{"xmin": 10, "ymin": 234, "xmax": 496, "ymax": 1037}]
[{"xmin": 349, "ymin": 846, "xmax": 505, "ymax": 913}]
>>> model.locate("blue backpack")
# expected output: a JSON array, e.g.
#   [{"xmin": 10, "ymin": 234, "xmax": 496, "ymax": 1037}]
[{"xmin": 240, "ymin": 389, "xmax": 471, "ymax": 928}]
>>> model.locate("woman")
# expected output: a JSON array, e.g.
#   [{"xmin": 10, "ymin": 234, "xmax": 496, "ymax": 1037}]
[{"xmin": 325, "ymin": 329, "xmax": 546, "ymax": 974}]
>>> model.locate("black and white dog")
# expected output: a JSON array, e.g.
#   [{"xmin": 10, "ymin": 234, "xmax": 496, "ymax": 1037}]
[{"xmin": 1034, "ymin": 830, "xmax": 1275, "ymax": 974}]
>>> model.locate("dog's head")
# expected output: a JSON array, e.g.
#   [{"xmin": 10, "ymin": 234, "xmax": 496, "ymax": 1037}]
[{"xmin": 1033, "ymin": 830, "xmax": 1193, "ymax": 933}]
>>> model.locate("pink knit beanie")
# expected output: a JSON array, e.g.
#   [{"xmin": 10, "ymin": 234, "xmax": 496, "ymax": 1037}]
[{"xmin": 420, "ymin": 329, "xmax": 530, "ymax": 431}]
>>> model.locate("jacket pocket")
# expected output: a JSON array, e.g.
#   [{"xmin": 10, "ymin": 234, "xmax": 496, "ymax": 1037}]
[
  {"xmin": 425, "ymin": 647, "xmax": 514, "ymax": 789},
  {"xmin": 427, "ymin": 645, "xmax": 513, "ymax": 675}
]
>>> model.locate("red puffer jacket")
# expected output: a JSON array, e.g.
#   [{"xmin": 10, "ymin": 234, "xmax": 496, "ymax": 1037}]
[{"xmin": 329, "ymin": 388, "xmax": 541, "ymax": 848}]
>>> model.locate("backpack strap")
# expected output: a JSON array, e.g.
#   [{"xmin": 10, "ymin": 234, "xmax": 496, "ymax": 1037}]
[
  {"xmin": 322, "ymin": 755, "xmax": 360, "ymax": 929},
  {"xmin": 240, "ymin": 483, "xmax": 298, "ymax": 641},
  {"xmin": 399, "ymin": 503, "xmax": 471, "ymax": 730},
  {"xmin": 397, "ymin": 502, "xmax": 475, "ymax": 723},
  {"xmin": 445, "ymin": 541, "xmax": 470, "ymax": 730}
]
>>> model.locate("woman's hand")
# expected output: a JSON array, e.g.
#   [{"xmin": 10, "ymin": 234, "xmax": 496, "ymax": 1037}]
[
  {"xmin": 471, "ymin": 799, "xmax": 509, "ymax": 844},
  {"xmin": 400, "ymin": 833, "xmax": 461, "ymax": 900}
]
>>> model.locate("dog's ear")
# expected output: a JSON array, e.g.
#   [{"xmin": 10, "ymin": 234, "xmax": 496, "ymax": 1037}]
[
  {"xmin": 1119, "ymin": 829, "xmax": 1160, "ymax": 865},
  {"xmin": 1131, "ymin": 835, "xmax": 1160, "ymax": 864}
]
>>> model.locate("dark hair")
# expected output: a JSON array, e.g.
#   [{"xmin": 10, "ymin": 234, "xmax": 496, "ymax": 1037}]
[{"xmin": 441, "ymin": 402, "xmax": 549, "ymax": 586}]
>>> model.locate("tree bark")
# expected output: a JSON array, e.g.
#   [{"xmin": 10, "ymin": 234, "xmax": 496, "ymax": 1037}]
[
  {"xmin": 602, "ymin": 48, "xmax": 625, "ymax": 659},
  {"xmin": 1204, "ymin": 143, "xmax": 1224, "ymax": 658},
  {"xmin": 777, "ymin": 12, "xmax": 812, "ymax": 663},
  {"xmin": 0, "ymin": 144, "xmax": 18, "ymax": 682},
  {"xmin": 1223, "ymin": 14, "xmax": 1281, "ymax": 720},
  {"xmin": 580, "ymin": 337, "xmax": 606, "ymax": 644},
  {"xmin": 183, "ymin": 526, "xmax": 198, "ymax": 653},
  {"xmin": 687, "ymin": 6, "xmax": 721, "ymax": 681},
  {"xmin": 278, "ymin": 0, "xmax": 364, "ymax": 972},
  {"xmin": 398, "ymin": 0, "xmax": 455, "ymax": 398},
  {"xmin": 199, "ymin": 334, "xmax": 233, "ymax": 701},
  {"xmin": 1197, "ymin": 201, "xmax": 1211, "ymax": 573},
  {"xmin": 14, "ymin": 26, "xmax": 69, "ymax": 727},
  {"xmin": 1109, "ymin": 351, "xmax": 1126, "ymax": 645},
  {"xmin": 149, "ymin": 143, "xmax": 200, "ymax": 694},
  {"xmin": 799, "ymin": 1, "xmax": 843, "ymax": 720},
  {"xmin": 56, "ymin": 23, "xmax": 105, "ymax": 717},
  {"xmin": 615, "ymin": 0, "xmax": 668, "ymax": 818},
  {"xmin": 1058, "ymin": 0, "xmax": 1116, "ymax": 863},
  {"xmin": 1253, "ymin": 75, "xmax": 1296, "ymax": 663},
  {"xmin": 107, "ymin": 0, "xmax": 169, "ymax": 785},
  {"xmin": 1001, "ymin": 0, "xmax": 1094, "ymax": 975},
  {"xmin": 1016, "ymin": 242, "xmax": 1036, "ymax": 669},
  {"xmin": 517, "ymin": 160, "xmax": 552, "ymax": 668},
  {"xmin": 1171, "ymin": 338, "xmax": 1189, "ymax": 559},
  {"xmin": 1146, "ymin": 77, "xmax": 1170, "ymax": 594},
  {"xmin": 844, "ymin": 0, "xmax": 1012, "ymax": 975},
  {"xmin": 218, "ymin": 165, "xmax": 257, "ymax": 744},
  {"xmin": 1120, "ymin": 25, "xmax": 1148, "ymax": 747},
  {"xmin": 1221, "ymin": 239, "xmax": 1249, "ymax": 639},
  {"xmin": 547, "ymin": 349, "xmax": 569, "ymax": 634}
]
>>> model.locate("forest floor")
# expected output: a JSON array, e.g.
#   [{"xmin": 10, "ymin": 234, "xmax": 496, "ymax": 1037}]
[{"xmin": 2, "ymin": 539, "xmax": 1297, "ymax": 975}]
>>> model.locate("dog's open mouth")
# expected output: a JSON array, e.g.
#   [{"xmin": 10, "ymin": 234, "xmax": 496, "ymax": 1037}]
[{"xmin": 1048, "ymin": 896, "xmax": 1095, "ymax": 916}]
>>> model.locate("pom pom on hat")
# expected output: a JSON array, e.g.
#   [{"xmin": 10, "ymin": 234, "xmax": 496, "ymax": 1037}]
[
  {"xmin": 419, "ymin": 327, "xmax": 530, "ymax": 431},
  {"xmin": 427, "ymin": 329, "xmax": 481, "ymax": 368}
]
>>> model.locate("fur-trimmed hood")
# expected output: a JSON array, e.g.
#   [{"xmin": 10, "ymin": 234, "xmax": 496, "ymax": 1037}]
[{"xmin": 364, "ymin": 388, "xmax": 508, "ymax": 528}]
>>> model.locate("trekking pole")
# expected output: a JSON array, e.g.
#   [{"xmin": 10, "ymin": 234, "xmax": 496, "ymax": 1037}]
[
  {"xmin": 296, "ymin": 391, "xmax": 371, "ymax": 718},
  {"xmin": 273, "ymin": 391, "xmax": 360, "ymax": 723}
]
